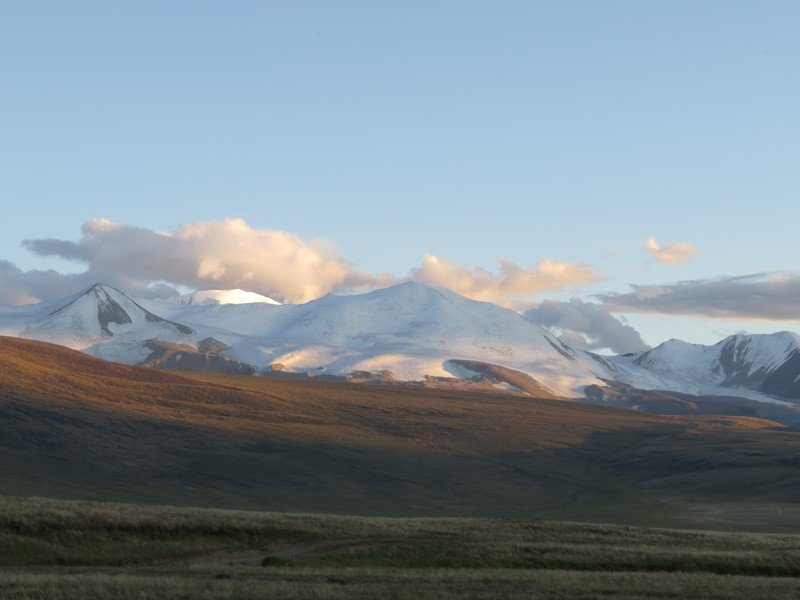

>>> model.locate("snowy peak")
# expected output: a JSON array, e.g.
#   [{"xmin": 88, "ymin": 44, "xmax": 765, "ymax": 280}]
[
  {"xmin": 209, "ymin": 280, "xmax": 603, "ymax": 394},
  {"xmin": 713, "ymin": 332, "xmax": 800, "ymax": 393},
  {"xmin": 8, "ymin": 283, "xmax": 195, "ymax": 353},
  {"xmin": 716, "ymin": 332, "xmax": 800, "ymax": 375},
  {"xmin": 634, "ymin": 338, "xmax": 715, "ymax": 371},
  {"xmin": 173, "ymin": 289, "xmax": 281, "ymax": 306},
  {"xmin": 50, "ymin": 283, "xmax": 195, "ymax": 338},
  {"xmin": 134, "ymin": 280, "xmax": 605, "ymax": 395},
  {"xmin": 272, "ymin": 280, "xmax": 550, "ymax": 349},
  {"xmin": 50, "ymin": 284, "xmax": 135, "ymax": 336},
  {"xmin": 617, "ymin": 331, "xmax": 800, "ymax": 400}
]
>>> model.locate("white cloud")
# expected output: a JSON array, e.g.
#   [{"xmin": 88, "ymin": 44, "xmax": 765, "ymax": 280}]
[
  {"xmin": 409, "ymin": 253, "xmax": 602, "ymax": 306},
  {"xmin": 645, "ymin": 237, "xmax": 698, "ymax": 265},
  {"xmin": 20, "ymin": 218, "xmax": 393, "ymax": 304},
  {"xmin": 4, "ymin": 218, "xmax": 602, "ymax": 308}
]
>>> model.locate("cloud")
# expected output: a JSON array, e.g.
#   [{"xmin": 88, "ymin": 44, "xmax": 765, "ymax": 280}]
[
  {"xmin": 16, "ymin": 218, "xmax": 393, "ymax": 304},
  {"xmin": 645, "ymin": 237, "xmax": 698, "ymax": 265},
  {"xmin": 409, "ymin": 254, "xmax": 602, "ymax": 306},
  {"xmin": 0, "ymin": 256, "xmax": 188, "ymax": 306},
  {"xmin": 524, "ymin": 298, "xmax": 650, "ymax": 354},
  {"xmin": 0, "ymin": 260, "xmax": 88, "ymax": 305},
  {"xmin": 3, "ymin": 218, "xmax": 601, "ymax": 308},
  {"xmin": 597, "ymin": 272, "xmax": 800, "ymax": 320}
]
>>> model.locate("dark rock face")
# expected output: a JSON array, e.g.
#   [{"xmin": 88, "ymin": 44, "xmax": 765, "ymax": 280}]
[
  {"xmin": 139, "ymin": 340, "xmax": 255, "ymax": 375},
  {"xmin": 198, "ymin": 337, "xmax": 232, "ymax": 354},
  {"xmin": 544, "ymin": 336, "xmax": 577, "ymax": 362},
  {"xmin": 349, "ymin": 370, "xmax": 397, "ymax": 383},
  {"xmin": 758, "ymin": 349, "xmax": 800, "ymax": 399},
  {"xmin": 446, "ymin": 359, "xmax": 558, "ymax": 398},
  {"xmin": 144, "ymin": 311, "xmax": 194, "ymax": 335},
  {"xmin": 716, "ymin": 337, "xmax": 800, "ymax": 400}
]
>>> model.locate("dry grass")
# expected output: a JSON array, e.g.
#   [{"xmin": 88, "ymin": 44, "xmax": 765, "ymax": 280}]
[
  {"xmin": 2, "ymin": 497, "xmax": 800, "ymax": 599},
  {"xmin": 2, "ymin": 336, "xmax": 800, "ymax": 529},
  {"xmin": 0, "ymin": 336, "xmax": 780, "ymax": 452},
  {"xmin": 4, "ymin": 568, "xmax": 800, "ymax": 600}
]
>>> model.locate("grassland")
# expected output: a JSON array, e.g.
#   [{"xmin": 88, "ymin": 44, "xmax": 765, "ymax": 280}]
[
  {"xmin": 5, "ymin": 337, "xmax": 800, "ymax": 596},
  {"xmin": 3, "ymin": 336, "xmax": 800, "ymax": 530},
  {"xmin": 2, "ymin": 496, "xmax": 800, "ymax": 599}
]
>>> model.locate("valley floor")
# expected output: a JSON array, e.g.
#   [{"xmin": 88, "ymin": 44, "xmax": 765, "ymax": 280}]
[{"xmin": 2, "ymin": 496, "xmax": 800, "ymax": 599}]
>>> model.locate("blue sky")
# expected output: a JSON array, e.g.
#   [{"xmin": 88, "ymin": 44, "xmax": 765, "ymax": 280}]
[{"xmin": 1, "ymin": 2, "xmax": 799, "ymax": 349}]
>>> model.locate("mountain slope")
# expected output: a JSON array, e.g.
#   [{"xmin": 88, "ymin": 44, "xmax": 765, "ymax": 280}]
[
  {"xmin": 609, "ymin": 332, "xmax": 800, "ymax": 400},
  {"xmin": 143, "ymin": 281, "xmax": 609, "ymax": 396},
  {"xmin": 0, "ymin": 282, "xmax": 611, "ymax": 395},
  {"xmin": 5, "ymin": 282, "xmax": 800, "ymax": 407},
  {"xmin": 3, "ymin": 335, "xmax": 800, "ymax": 528},
  {"xmin": 0, "ymin": 284, "xmax": 194, "ymax": 352}
]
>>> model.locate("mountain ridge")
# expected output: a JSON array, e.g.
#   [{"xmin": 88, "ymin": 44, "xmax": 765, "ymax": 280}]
[
  {"xmin": 614, "ymin": 331, "xmax": 800, "ymax": 400},
  {"xmin": 3, "ymin": 282, "xmax": 800, "ymax": 413}
]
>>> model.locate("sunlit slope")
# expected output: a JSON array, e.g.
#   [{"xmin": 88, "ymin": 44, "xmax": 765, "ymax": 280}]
[
  {"xmin": 147, "ymin": 281, "xmax": 609, "ymax": 395},
  {"xmin": 2, "ymin": 336, "xmax": 800, "ymax": 528}
]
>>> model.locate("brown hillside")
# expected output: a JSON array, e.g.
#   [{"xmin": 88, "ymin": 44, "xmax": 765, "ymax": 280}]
[{"xmin": 2, "ymin": 336, "xmax": 800, "ymax": 529}]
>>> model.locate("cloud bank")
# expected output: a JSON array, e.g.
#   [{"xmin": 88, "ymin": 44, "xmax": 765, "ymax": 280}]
[
  {"xmin": 645, "ymin": 237, "xmax": 698, "ymax": 265},
  {"xmin": 598, "ymin": 272, "xmax": 800, "ymax": 320},
  {"xmin": 0, "ymin": 260, "xmax": 92, "ymax": 306},
  {"xmin": 16, "ymin": 218, "xmax": 392, "ymax": 304},
  {"xmin": 524, "ymin": 298, "xmax": 650, "ymax": 354},
  {"xmin": 1, "ymin": 218, "xmax": 602, "ymax": 307},
  {"xmin": 410, "ymin": 253, "xmax": 602, "ymax": 306}
]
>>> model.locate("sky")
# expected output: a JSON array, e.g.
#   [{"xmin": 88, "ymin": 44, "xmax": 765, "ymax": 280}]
[{"xmin": 1, "ymin": 1, "xmax": 799, "ymax": 352}]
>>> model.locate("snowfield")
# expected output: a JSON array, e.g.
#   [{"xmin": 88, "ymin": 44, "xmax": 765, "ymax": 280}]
[
  {"xmin": 167, "ymin": 288, "xmax": 281, "ymax": 307},
  {"xmin": 145, "ymin": 281, "xmax": 610, "ymax": 395}
]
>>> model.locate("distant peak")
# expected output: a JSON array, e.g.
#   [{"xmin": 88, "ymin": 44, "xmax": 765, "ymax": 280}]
[
  {"xmin": 176, "ymin": 289, "xmax": 281, "ymax": 306},
  {"xmin": 722, "ymin": 331, "xmax": 799, "ymax": 342},
  {"xmin": 379, "ymin": 280, "xmax": 457, "ymax": 296},
  {"xmin": 652, "ymin": 337, "xmax": 704, "ymax": 350},
  {"xmin": 84, "ymin": 282, "xmax": 125, "ymax": 296}
]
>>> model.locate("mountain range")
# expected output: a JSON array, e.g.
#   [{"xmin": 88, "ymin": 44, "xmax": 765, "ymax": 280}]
[{"xmin": 2, "ymin": 281, "xmax": 799, "ymax": 426}]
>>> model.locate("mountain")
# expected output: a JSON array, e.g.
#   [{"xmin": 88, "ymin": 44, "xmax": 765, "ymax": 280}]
[
  {"xmin": 3, "ymin": 282, "xmax": 800, "ymax": 421},
  {"xmin": 607, "ymin": 332, "xmax": 800, "ymax": 400},
  {"xmin": 0, "ymin": 282, "xmax": 607, "ymax": 396},
  {"xmin": 0, "ymin": 284, "xmax": 195, "ymax": 364},
  {"xmin": 141, "ymin": 281, "xmax": 608, "ymax": 396}
]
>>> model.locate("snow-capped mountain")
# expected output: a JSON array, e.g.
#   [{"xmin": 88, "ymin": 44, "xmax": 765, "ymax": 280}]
[
  {"xmin": 0, "ymin": 283, "xmax": 195, "ymax": 364},
  {"xmin": 3, "ymin": 281, "xmax": 800, "ymax": 414},
  {"xmin": 606, "ymin": 332, "xmax": 800, "ymax": 400},
  {"xmin": 0, "ymin": 281, "xmax": 609, "ymax": 395},
  {"xmin": 143, "ymin": 281, "xmax": 609, "ymax": 396}
]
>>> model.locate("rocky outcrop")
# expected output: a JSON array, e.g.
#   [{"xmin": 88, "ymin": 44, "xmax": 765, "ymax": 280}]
[{"xmin": 138, "ymin": 340, "xmax": 255, "ymax": 375}]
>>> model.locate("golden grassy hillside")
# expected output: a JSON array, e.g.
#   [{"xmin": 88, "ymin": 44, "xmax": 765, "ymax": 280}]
[{"xmin": 2, "ymin": 336, "xmax": 800, "ymax": 529}]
